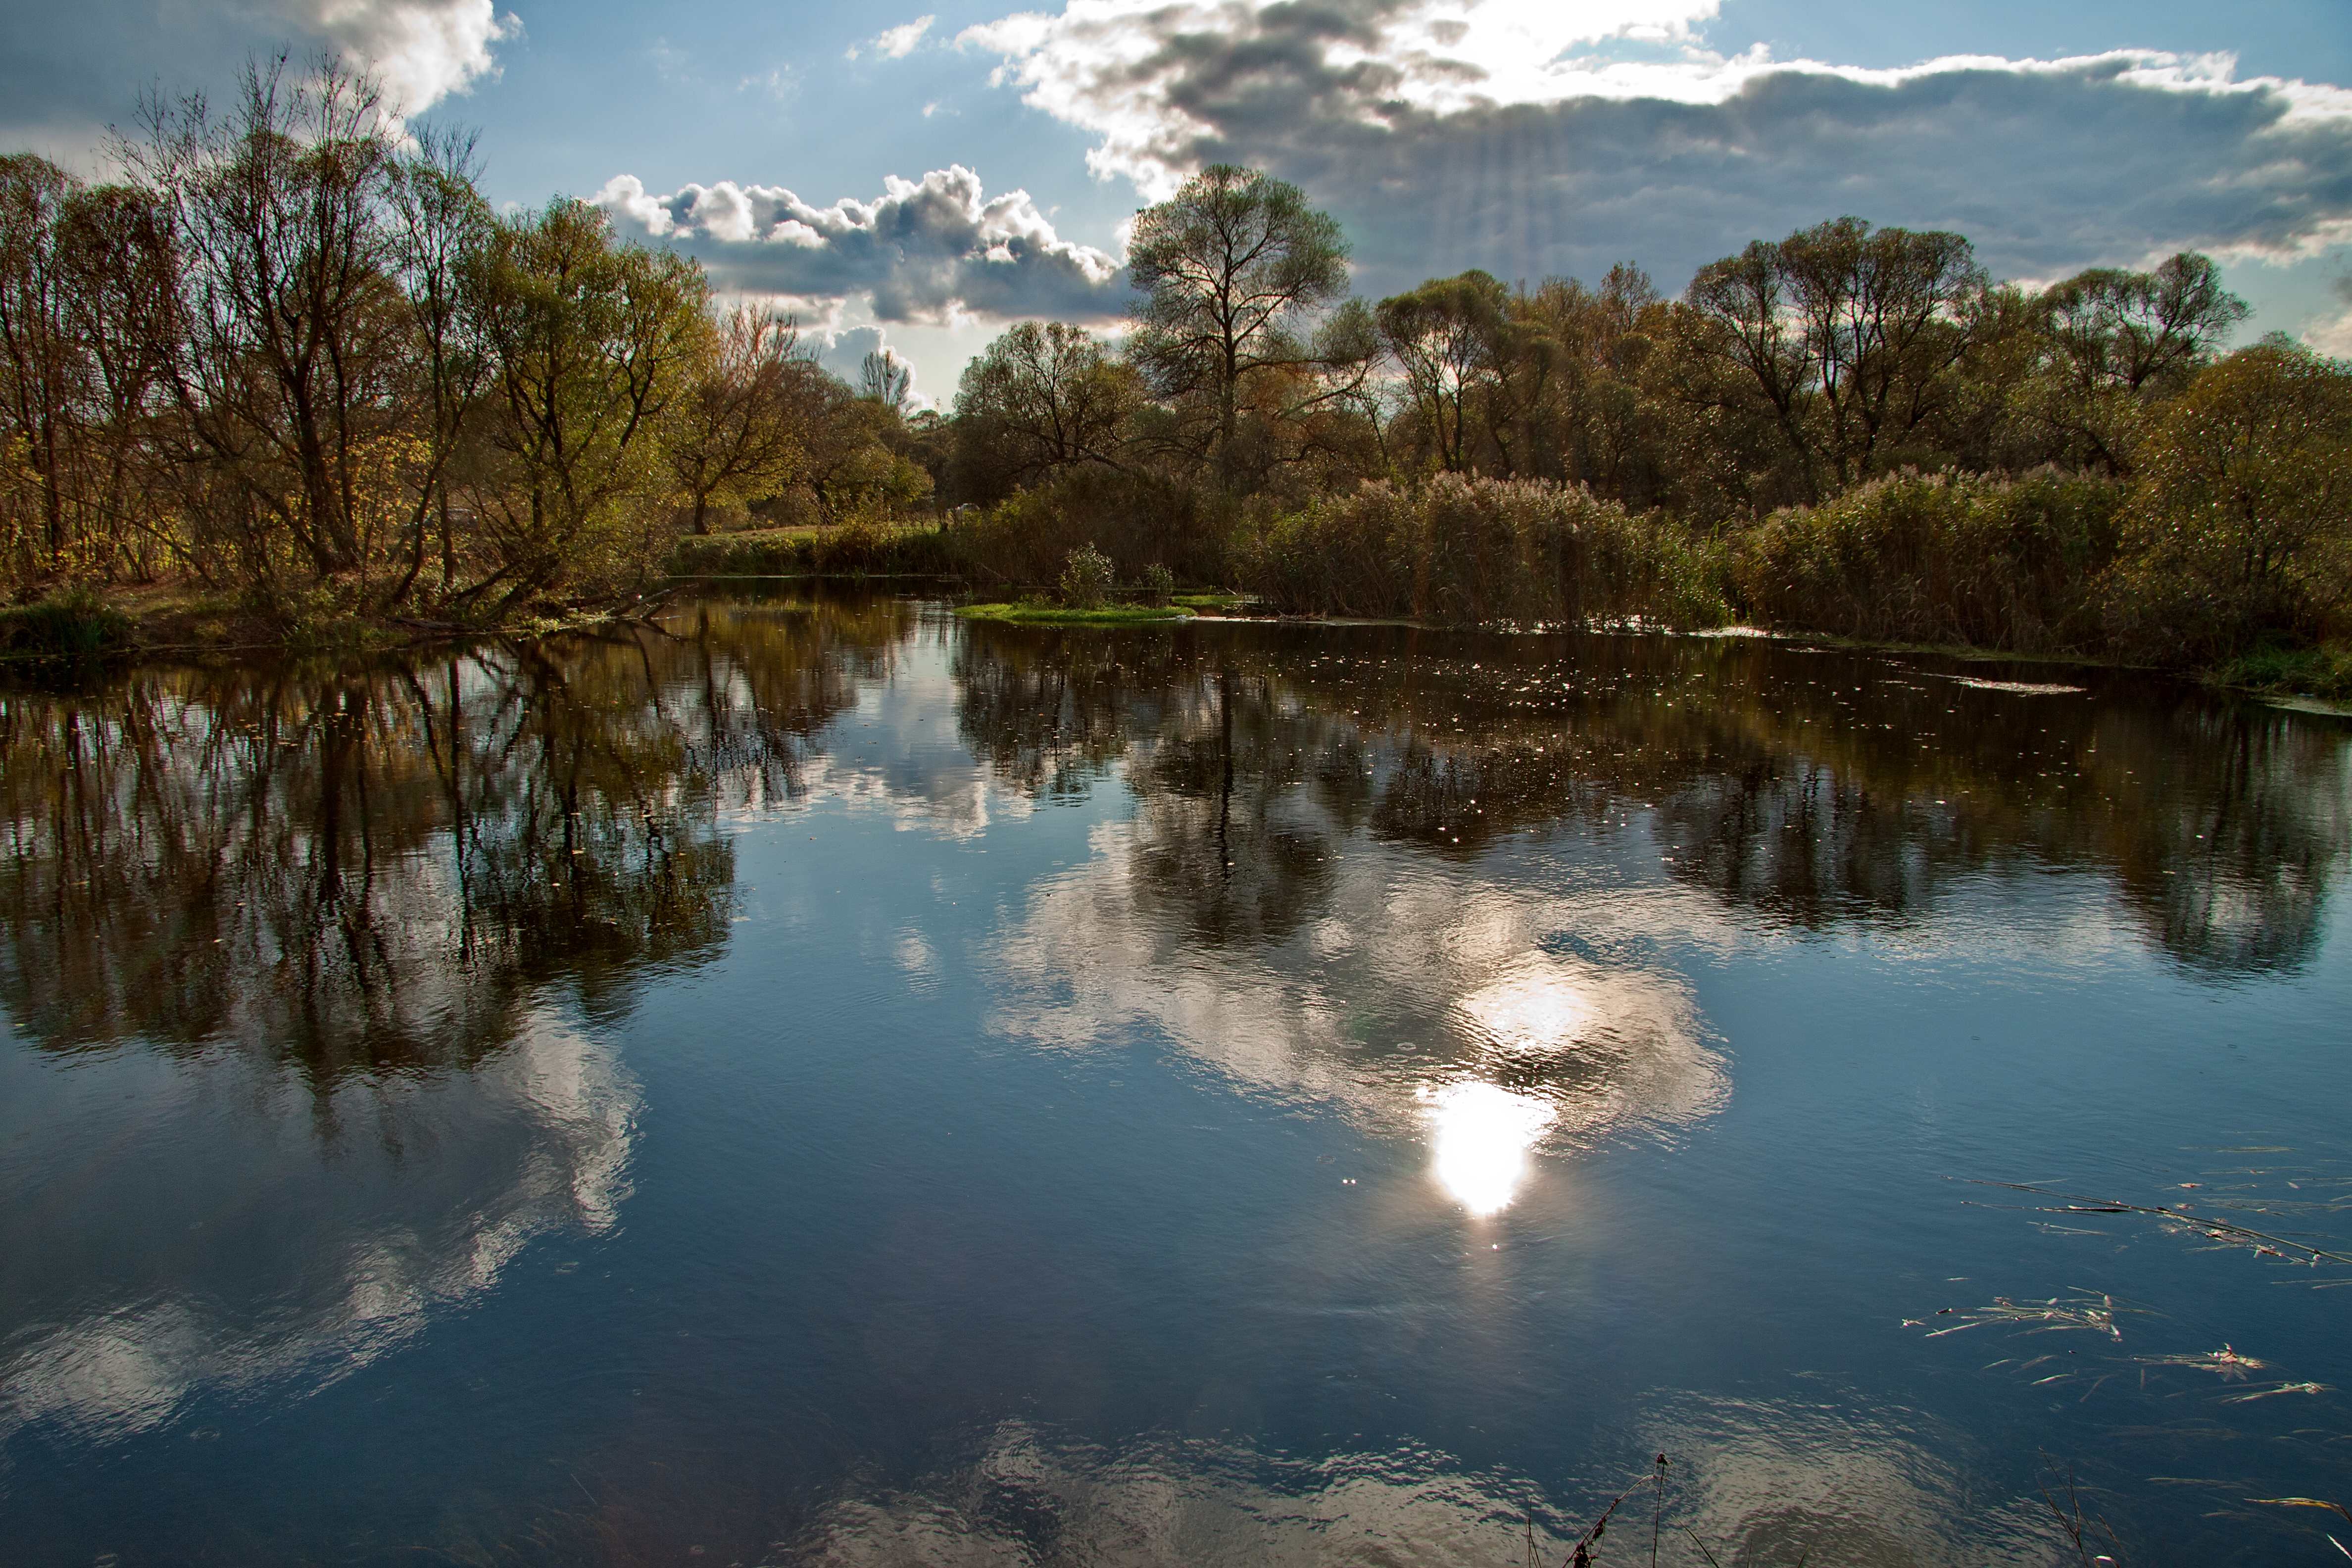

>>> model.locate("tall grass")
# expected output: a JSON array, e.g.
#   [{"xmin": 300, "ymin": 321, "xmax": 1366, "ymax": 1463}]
[
  {"xmin": 667, "ymin": 515, "xmax": 956, "ymax": 578},
  {"xmin": 1239, "ymin": 474, "xmax": 1732, "ymax": 627},
  {"xmin": 0, "ymin": 586, "xmax": 132, "ymax": 662},
  {"xmin": 1733, "ymin": 469, "xmax": 2125, "ymax": 652}
]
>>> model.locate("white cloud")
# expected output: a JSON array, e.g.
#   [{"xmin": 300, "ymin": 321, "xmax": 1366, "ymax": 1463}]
[
  {"xmin": 0, "ymin": 1010, "xmax": 636, "ymax": 1447},
  {"xmin": 2310, "ymin": 303, "xmax": 2352, "ymax": 356},
  {"xmin": 960, "ymin": 0, "xmax": 2352, "ymax": 294},
  {"xmin": 595, "ymin": 164, "xmax": 1124, "ymax": 324},
  {"xmin": 873, "ymin": 14, "xmax": 938, "ymax": 59},
  {"xmin": 287, "ymin": 0, "xmax": 514, "ymax": 113},
  {"xmin": 0, "ymin": 0, "xmax": 514, "ymax": 154}
]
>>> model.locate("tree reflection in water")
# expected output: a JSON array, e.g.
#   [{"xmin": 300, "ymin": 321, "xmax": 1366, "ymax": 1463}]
[
  {"xmin": 954, "ymin": 621, "xmax": 2351, "ymax": 980},
  {"xmin": 959, "ymin": 620, "xmax": 2348, "ymax": 1212},
  {"xmin": 0, "ymin": 591, "xmax": 910, "ymax": 1078}
]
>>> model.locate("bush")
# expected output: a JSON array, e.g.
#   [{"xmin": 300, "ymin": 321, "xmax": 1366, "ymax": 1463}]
[
  {"xmin": 950, "ymin": 468, "xmax": 1222, "ymax": 588},
  {"xmin": 0, "ymin": 585, "xmax": 132, "ymax": 661},
  {"xmin": 1057, "ymin": 544, "xmax": 1118, "ymax": 609},
  {"xmin": 2105, "ymin": 341, "xmax": 2352, "ymax": 663},
  {"xmin": 1238, "ymin": 473, "xmax": 1731, "ymax": 627},
  {"xmin": 666, "ymin": 516, "xmax": 954, "ymax": 578},
  {"xmin": 1138, "ymin": 563, "xmax": 1176, "ymax": 606},
  {"xmin": 1735, "ymin": 468, "xmax": 2125, "ymax": 651}
]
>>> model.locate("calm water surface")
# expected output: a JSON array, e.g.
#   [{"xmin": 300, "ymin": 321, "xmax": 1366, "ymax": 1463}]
[{"xmin": 3, "ymin": 590, "xmax": 2349, "ymax": 1566}]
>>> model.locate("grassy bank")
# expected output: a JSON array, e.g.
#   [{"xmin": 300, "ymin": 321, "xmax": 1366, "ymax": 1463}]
[{"xmin": 0, "ymin": 589, "xmax": 132, "ymax": 662}]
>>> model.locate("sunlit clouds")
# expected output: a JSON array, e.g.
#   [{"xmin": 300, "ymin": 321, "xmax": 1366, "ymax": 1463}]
[
  {"xmin": 989, "ymin": 809, "xmax": 1731, "ymax": 1211},
  {"xmin": 959, "ymin": 0, "xmax": 2352, "ymax": 301},
  {"xmin": 594, "ymin": 165, "xmax": 1122, "ymax": 323},
  {"xmin": 852, "ymin": 15, "xmax": 936, "ymax": 61}
]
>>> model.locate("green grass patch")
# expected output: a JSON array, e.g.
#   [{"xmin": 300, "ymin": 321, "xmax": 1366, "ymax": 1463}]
[
  {"xmin": 956, "ymin": 601, "xmax": 1195, "ymax": 626},
  {"xmin": 0, "ymin": 588, "xmax": 133, "ymax": 662},
  {"xmin": 2211, "ymin": 641, "xmax": 2352, "ymax": 701},
  {"xmin": 1171, "ymin": 592, "xmax": 1250, "ymax": 612}
]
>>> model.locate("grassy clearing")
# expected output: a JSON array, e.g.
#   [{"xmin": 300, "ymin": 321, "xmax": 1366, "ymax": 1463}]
[
  {"xmin": 1171, "ymin": 591, "xmax": 1251, "ymax": 612},
  {"xmin": 955, "ymin": 601, "xmax": 1194, "ymax": 626}
]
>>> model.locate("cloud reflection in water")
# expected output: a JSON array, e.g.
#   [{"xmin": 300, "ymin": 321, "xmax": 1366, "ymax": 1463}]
[{"xmin": 992, "ymin": 807, "xmax": 1730, "ymax": 1204}]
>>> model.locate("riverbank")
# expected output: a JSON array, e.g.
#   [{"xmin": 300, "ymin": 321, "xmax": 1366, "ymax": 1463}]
[
  {"xmin": 10, "ymin": 570, "xmax": 2348, "ymax": 713},
  {"xmin": 0, "ymin": 581, "xmax": 658, "ymax": 667}
]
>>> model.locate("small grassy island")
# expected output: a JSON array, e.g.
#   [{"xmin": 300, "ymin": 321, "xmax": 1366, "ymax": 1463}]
[{"xmin": 954, "ymin": 602, "xmax": 1193, "ymax": 626}]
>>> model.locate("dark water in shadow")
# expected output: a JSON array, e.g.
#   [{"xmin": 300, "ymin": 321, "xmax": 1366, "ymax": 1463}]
[{"xmin": 2, "ymin": 590, "xmax": 2348, "ymax": 1566}]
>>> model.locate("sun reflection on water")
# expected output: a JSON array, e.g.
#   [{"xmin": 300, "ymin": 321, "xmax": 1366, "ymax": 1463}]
[{"xmin": 1425, "ymin": 1080, "xmax": 1554, "ymax": 1216}]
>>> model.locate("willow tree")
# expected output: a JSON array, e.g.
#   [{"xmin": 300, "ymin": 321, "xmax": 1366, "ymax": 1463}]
[
  {"xmin": 1126, "ymin": 165, "xmax": 1351, "ymax": 491},
  {"xmin": 468, "ymin": 198, "xmax": 710, "ymax": 606},
  {"xmin": 1376, "ymin": 270, "xmax": 1510, "ymax": 474},
  {"xmin": 951, "ymin": 320, "xmax": 1140, "ymax": 497}
]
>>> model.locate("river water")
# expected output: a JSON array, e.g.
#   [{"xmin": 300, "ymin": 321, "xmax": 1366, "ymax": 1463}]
[{"xmin": 3, "ymin": 589, "xmax": 2348, "ymax": 1566}]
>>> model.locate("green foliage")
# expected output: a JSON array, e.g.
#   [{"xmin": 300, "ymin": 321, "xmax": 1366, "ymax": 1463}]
[
  {"xmin": 950, "ymin": 321, "xmax": 1139, "ymax": 502},
  {"xmin": 469, "ymin": 198, "xmax": 712, "ymax": 605},
  {"xmin": 1241, "ymin": 474, "xmax": 1732, "ymax": 627},
  {"xmin": 0, "ymin": 585, "xmax": 130, "ymax": 660},
  {"xmin": 1736, "ymin": 468, "xmax": 2126, "ymax": 650},
  {"xmin": 951, "ymin": 467, "xmax": 1219, "ymax": 588},
  {"xmin": 2106, "ymin": 341, "xmax": 2352, "ymax": 661},
  {"xmin": 666, "ymin": 518, "xmax": 953, "ymax": 578},
  {"xmin": 2210, "ymin": 641, "xmax": 2352, "ymax": 701},
  {"xmin": 1057, "ymin": 543, "xmax": 1118, "ymax": 609},
  {"xmin": 1138, "ymin": 563, "xmax": 1176, "ymax": 606}
]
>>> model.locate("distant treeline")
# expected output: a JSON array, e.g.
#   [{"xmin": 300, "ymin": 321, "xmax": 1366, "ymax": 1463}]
[
  {"xmin": 940, "ymin": 166, "xmax": 2349, "ymax": 681},
  {"xmin": 2, "ymin": 54, "xmax": 2348, "ymax": 680}
]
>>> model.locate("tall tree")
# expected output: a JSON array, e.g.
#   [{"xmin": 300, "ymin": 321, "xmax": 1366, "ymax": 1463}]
[
  {"xmin": 0, "ymin": 155, "xmax": 80, "ymax": 574},
  {"xmin": 387, "ymin": 127, "xmax": 497, "ymax": 600},
  {"xmin": 858, "ymin": 348, "xmax": 912, "ymax": 413},
  {"xmin": 468, "ymin": 198, "xmax": 710, "ymax": 605},
  {"xmin": 1126, "ymin": 165, "xmax": 1350, "ymax": 490},
  {"xmin": 1377, "ymin": 270, "xmax": 1509, "ymax": 474},
  {"xmin": 129, "ymin": 53, "xmax": 409, "ymax": 583},
  {"xmin": 668, "ymin": 303, "xmax": 809, "ymax": 535},
  {"xmin": 951, "ymin": 320, "xmax": 1138, "ymax": 497}
]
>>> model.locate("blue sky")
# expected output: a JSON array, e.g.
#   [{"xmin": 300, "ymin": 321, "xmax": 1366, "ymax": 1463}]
[{"xmin": 6, "ymin": 0, "xmax": 2350, "ymax": 400}]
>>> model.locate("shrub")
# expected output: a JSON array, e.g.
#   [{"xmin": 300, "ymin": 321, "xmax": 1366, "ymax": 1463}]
[
  {"xmin": 1058, "ymin": 544, "xmax": 1118, "ymax": 609},
  {"xmin": 1138, "ymin": 563, "xmax": 1176, "ymax": 606},
  {"xmin": 2105, "ymin": 341, "xmax": 2352, "ymax": 663},
  {"xmin": 950, "ymin": 468, "xmax": 1223, "ymax": 588},
  {"xmin": 0, "ymin": 585, "xmax": 132, "ymax": 660},
  {"xmin": 1735, "ymin": 468, "xmax": 2126, "ymax": 651},
  {"xmin": 1238, "ymin": 473, "xmax": 1731, "ymax": 627}
]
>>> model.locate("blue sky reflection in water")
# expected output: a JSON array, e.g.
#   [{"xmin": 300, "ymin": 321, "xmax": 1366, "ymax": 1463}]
[{"xmin": 0, "ymin": 591, "xmax": 2349, "ymax": 1566}]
